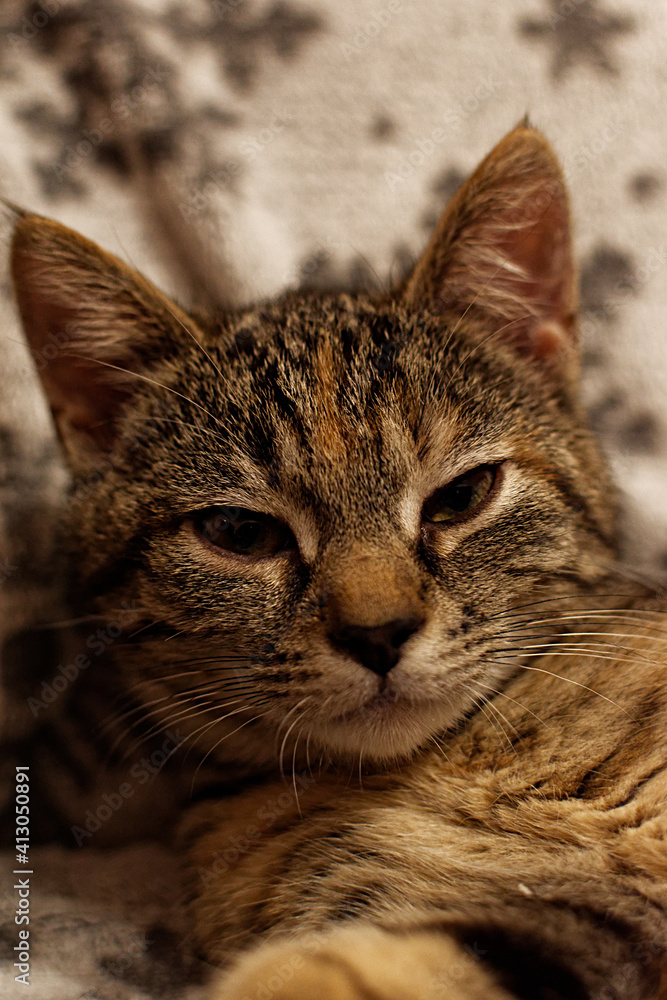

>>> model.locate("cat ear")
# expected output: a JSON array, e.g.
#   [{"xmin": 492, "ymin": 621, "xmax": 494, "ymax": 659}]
[
  {"xmin": 402, "ymin": 123, "xmax": 577, "ymax": 380},
  {"xmin": 10, "ymin": 213, "xmax": 197, "ymax": 467}
]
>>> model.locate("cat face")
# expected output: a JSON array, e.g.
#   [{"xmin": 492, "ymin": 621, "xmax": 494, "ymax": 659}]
[{"xmin": 10, "ymin": 125, "xmax": 617, "ymax": 767}]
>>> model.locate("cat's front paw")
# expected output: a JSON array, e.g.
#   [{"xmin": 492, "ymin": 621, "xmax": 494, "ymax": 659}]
[{"xmin": 207, "ymin": 925, "xmax": 512, "ymax": 1000}]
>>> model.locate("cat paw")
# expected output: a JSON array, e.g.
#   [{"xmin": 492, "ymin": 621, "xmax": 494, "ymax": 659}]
[{"xmin": 206, "ymin": 925, "xmax": 511, "ymax": 1000}]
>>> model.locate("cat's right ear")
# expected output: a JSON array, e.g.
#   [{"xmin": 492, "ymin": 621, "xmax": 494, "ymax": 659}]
[
  {"xmin": 10, "ymin": 213, "xmax": 199, "ymax": 471},
  {"xmin": 402, "ymin": 123, "xmax": 578, "ymax": 386}
]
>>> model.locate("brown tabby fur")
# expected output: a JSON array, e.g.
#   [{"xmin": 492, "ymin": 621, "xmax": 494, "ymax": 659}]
[{"xmin": 9, "ymin": 124, "xmax": 667, "ymax": 999}]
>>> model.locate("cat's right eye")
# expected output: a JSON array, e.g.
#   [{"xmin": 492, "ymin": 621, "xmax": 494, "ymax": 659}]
[
  {"xmin": 192, "ymin": 506, "xmax": 296, "ymax": 558},
  {"xmin": 422, "ymin": 465, "xmax": 498, "ymax": 526}
]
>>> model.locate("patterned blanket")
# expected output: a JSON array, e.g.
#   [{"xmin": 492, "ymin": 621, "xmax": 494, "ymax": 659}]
[{"xmin": 0, "ymin": 0, "xmax": 665, "ymax": 996}]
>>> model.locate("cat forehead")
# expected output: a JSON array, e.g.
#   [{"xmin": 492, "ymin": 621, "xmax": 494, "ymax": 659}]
[
  {"xmin": 198, "ymin": 294, "xmax": 528, "ymax": 429},
  {"xmin": 160, "ymin": 295, "xmax": 530, "ymax": 497},
  {"xmin": 202, "ymin": 293, "xmax": 470, "ymax": 402},
  {"xmin": 214, "ymin": 293, "xmax": 410, "ymax": 362}
]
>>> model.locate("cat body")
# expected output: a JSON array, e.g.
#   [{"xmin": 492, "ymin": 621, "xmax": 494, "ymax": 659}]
[
  {"xmin": 187, "ymin": 598, "xmax": 667, "ymax": 999},
  {"xmin": 8, "ymin": 124, "xmax": 667, "ymax": 998}
]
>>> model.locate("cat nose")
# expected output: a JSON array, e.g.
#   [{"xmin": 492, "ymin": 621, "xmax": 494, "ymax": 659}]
[{"xmin": 329, "ymin": 616, "xmax": 423, "ymax": 677}]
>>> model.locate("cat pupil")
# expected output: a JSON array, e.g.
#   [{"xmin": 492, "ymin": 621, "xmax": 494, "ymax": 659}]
[
  {"xmin": 447, "ymin": 485, "xmax": 473, "ymax": 511},
  {"xmin": 235, "ymin": 521, "xmax": 261, "ymax": 549}
]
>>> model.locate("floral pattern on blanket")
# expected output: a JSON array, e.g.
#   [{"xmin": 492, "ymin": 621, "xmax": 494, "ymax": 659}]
[{"xmin": 0, "ymin": 0, "xmax": 666, "ymax": 996}]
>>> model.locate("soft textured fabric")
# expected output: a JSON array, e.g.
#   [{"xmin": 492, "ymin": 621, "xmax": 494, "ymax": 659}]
[{"xmin": 0, "ymin": 1, "xmax": 665, "ymax": 996}]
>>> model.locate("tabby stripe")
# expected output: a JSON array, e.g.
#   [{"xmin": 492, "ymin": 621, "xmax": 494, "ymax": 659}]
[
  {"xmin": 549, "ymin": 473, "xmax": 615, "ymax": 548},
  {"xmin": 615, "ymin": 762, "xmax": 667, "ymax": 808}
]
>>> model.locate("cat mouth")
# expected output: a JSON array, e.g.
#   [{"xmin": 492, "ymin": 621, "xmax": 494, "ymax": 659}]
[
  {"xmin": 328, "ymin": 680, "xmax": 441, "ymax": 731},
  {"xmin": 316, "ymin": 687, "xmax": 449, "ymax": 762},
  {"xmin": 332, "ymin": 681, "xmax": 403, "ymax": 720}
]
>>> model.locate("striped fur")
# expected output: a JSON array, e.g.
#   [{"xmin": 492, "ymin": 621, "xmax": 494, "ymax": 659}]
[
  {"xmin": 8, "ymin": 125, "xmax": 667, "ymax": 998},
  {"xmin": 188, "ymin": 604, "xmax": 667, "ymax": 999}
]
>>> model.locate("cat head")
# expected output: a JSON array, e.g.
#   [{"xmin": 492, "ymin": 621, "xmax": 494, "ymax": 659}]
[{"xmin": 10, "ymin": 124, "xmax": 617, "ymax": 768}]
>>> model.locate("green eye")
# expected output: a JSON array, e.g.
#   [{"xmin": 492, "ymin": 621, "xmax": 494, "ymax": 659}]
[
  {"xmin": 193, "ymin": 506, "xmax": 295, "ymax": 557},
  {"xmin": 423, "ymin": 466, "xmax": 497, "ymax": 525}
]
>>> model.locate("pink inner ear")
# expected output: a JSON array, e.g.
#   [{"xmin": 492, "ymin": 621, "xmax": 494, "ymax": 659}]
[
  {"xmin": 496, "ymin": 190, "xmax": 574, "ymax": 326},
  {"xmin": 46, "ymin": 355, "xmax": 133, "ymax": 451}
]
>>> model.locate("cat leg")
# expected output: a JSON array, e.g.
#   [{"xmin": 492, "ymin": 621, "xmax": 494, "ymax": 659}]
[{"xmin": 206, "ymin": 924, "xmax": 513, "ymax": 1000}]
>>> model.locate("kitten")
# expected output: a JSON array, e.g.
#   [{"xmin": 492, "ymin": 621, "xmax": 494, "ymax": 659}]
[{"xmin": 10, "ymin": 124, "xmax": 667, "ymax": 999}]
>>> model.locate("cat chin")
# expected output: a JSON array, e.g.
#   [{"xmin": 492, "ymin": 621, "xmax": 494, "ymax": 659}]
[{"xmin": 312, "ymin": 697, "xmax": 464, "ymax": 765}]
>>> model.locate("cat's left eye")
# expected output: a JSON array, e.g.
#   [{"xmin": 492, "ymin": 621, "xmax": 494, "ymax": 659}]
[
  {"xmin": 422, "ymin": 465, "xmax": 497, "ymax": 525},
  {"xmin": 192, "ymin": 506, "xmax": 296, "ymax": 558}
]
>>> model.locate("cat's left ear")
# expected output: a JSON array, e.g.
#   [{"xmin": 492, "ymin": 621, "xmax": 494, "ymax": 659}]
[
  {"xmin": 10, "ymin": 212, "xmax": 198, "ymax": 469},
  {"xmin": 402, "ymin": 123, "xmax": 577, "ymax": 383}
]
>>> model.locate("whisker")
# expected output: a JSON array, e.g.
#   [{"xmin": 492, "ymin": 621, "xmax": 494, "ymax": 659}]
[
  {"xmin": 114, "ymin": 674, "xmax": 255, "ymax": 708},
  {"xmin": 496, "ymin": 632, "xmax": 660, "ymax": 649},
  {"xmin": 305, "ymin": 729, "xmax": 314, "ymax": 778},
  {"xmin": 483, "ymin": 696, "xmax": 522, "ymax": 743},
  {"xmin": 428, "ymin": 732, "xmax": 453, "ymax": 766},
  {"xmin": 130, "ymin": 414, "xmax": 235, "ymax": 449},
  {"xmin": 489, "ymin": 658, "xmax": 631, "ymax": 718},
  {"xmin": 160, "ymin": 299, "xmax": 232, "ymax": 390},
  {"xmin": 291, "ymin": 723, "xmax": 307, "ymax": 815},
  {"xmin": 123, "ymin": 693, "xmax": 250, "ymax": 748},
  {"xmin": 476, "ymin": 697, "xmax": 515, "ymax": 752},
  {"xmin": 27, "ymin": 614, "xmax": 109, "ymax": 630},
  {"xmin": 490, "ymin": 645, "xmax": 656, "ymax": 667},
  {"xmin": 475, "ymin": 677, "xmax": 550, "ymax": 732},
  {"xmin": 498, "ymin": 615, "xmax": 667, "ymax": 638},
  {"xmin": 486, "ymin": 593, "xmax": 660, "ymax": 621},
  {"xmin": 99, "ymin": 681, "xmax": 226, "ymax": 733},
  {"xmin": 112, "ymin": 697, "xmax": 226, "ymax": 763},
  {"xmin": 342, "ymin": 243, "xmax": 387, "ymax": 294},
  {"xmin": 68, "ymin": 354, "xmax": 224, "ymax": 429},
  {"xmin": 443, "ymin": 313, "xmax": 534, "ymax": 395},
  {"xmin": 583, "ymin": 558, "xmax": 667, "ymax": 593},
  {"xmin": 111, "ymin": 685, "xmax": 267, "ymax": 763},
  {"xmin": 277, "ymin": 698, "xmax": 311, "ymax": 776},
  {"xmin": 192, "ymin": 710, "xmax": 272, "ymax": 783}
]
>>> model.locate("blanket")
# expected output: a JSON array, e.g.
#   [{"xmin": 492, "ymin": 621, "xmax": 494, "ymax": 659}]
[{"xmin": 0, "ymin": 0, "xmax": 665, "ymax": 996}]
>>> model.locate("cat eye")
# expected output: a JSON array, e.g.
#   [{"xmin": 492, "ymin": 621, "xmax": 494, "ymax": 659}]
[
  {"xmin": 193, "ymin": 506, "xmax": 296, "ymax": 558},
  {"xmin": 422, "ymin": 465, "xmax": 497, "ymax": 525}
]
